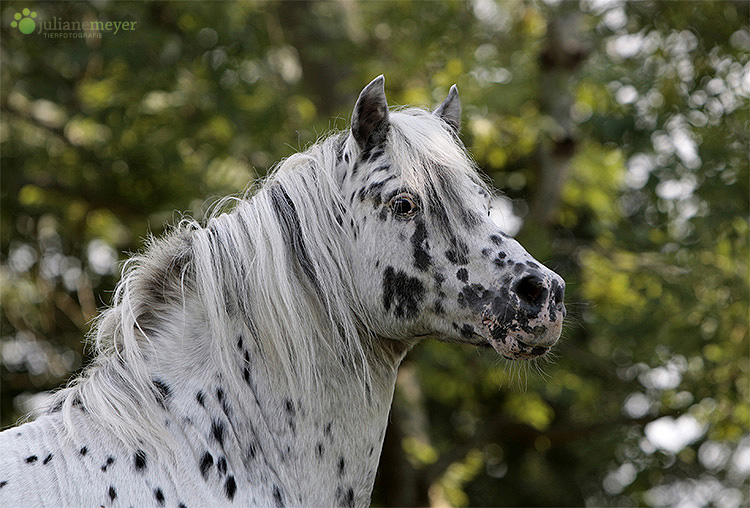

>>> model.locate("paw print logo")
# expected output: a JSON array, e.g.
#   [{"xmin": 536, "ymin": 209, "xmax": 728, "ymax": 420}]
[{"xmin": 11, "ymin": 8, "xmax": 37, "ymax": 35}]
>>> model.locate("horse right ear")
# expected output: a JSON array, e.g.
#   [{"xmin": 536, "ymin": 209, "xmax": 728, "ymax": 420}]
[{"xmin": 351, "ymin": 75, "xmax": 389, "ymax": 153}]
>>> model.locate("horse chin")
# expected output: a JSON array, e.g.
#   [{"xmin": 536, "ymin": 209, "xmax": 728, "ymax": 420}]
[{"xmin": 481, "ymin": 314, "xmax": 560, "ymax": 361}]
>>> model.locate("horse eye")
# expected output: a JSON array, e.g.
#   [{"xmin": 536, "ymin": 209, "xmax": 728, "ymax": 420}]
[{"xmin": 390, "ymin": 194, "xmax": 418, "ymax": 217}]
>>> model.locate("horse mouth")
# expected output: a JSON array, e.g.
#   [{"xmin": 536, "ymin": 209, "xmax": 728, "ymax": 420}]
[{"xmin": 481, "ymin": 313, "xmax": 555, "ymax": 360}]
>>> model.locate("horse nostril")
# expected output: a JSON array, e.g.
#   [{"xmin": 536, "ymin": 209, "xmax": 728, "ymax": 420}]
[{"xmin": 515, "ymin": 275, "xmax": 546, "ymax": 310}]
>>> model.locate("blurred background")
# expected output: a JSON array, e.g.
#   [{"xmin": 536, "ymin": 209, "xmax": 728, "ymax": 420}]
[{"xmin": 1, "ymin": 1, "xmax": 748, "ymax": 506}]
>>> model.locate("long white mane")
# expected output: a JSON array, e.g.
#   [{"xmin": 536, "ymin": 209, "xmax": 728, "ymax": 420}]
[{"xmin": 43, "ymin": 106, "xmax": 491, "ymax": 453}]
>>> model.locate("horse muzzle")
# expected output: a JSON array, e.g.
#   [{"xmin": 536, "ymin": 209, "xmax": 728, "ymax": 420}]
[{"xmin": 480, "ymin": 272, "xmax": 566, "ymax": 360}]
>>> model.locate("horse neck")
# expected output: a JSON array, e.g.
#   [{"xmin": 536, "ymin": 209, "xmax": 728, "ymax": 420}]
[{"xmin": 148, "ymin": 309, "xmax": 411, "ymax": 505}]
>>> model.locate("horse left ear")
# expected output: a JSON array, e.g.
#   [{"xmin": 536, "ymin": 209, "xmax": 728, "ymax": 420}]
[
  {"xmin": 434, "ymin": 85, "xmax": 461, "ymax": 134},
  {"xmin": 351, "ymin": 75, "xmax": 390, "ymax": 153}
]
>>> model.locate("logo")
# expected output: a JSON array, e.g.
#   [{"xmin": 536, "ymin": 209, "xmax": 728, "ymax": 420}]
[
  {"xmin": 8, "ymin": 6, "xmax": 138, "ymax": 39},
  {"xmin": 10, "ymin": 8, "xmax": 37, "ymax": 34}
]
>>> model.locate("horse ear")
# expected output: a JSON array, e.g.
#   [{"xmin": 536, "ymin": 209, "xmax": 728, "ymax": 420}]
[
  {"xmin": 434, "ymin": 85, "xmax": 461, "ymax": 134},
  {"xmin": 351, "ymin": 75, "xmax": 389, "ymax": 152}
]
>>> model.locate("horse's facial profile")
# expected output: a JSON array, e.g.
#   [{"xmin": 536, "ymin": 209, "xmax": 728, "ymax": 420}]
[{"xmin": 342, "ymin": 76, "xmax": 566, "ymax": 360}]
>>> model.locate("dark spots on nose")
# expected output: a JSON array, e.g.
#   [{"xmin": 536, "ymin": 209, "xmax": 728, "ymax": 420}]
[
  {"xmin": 154, "ymin": 487, "xmax": 165, "ymax": 505},
  {"xmin": 531, "ymin": 346, "xmax": 548, "ymax": 356},
  {"xmin": 199, "ymin": 451, "xmax": 214, "ymax": 479},
  {"xmin": 273, "ymin": 484, "xmax": 285, "ymax": 508},
  {"xmin": 196, "ymin": 390, "xmax": 205, "ymax": 407},
  {"xmin": 456, "ymin": 268, "xmax": 468, "ymax": 282},
  {"xmin": 382, "ymin": 266, "xmax": 425, "ymax": 319},
  {"xmin": 225, "ymin": 475, "xmax": 237, "ymax": 500},
  {"xmin": 211, "ymin": 420, "xmax": 225, "ymax": 447},
  {"xmin": 25, "ymin": 455, "xmax": 37, "ymax": 464},
  {"xmin": 411, "ymin": 219, "xmax": 432, "ymax": 271},
  {"xmin": 108, "ymin": 485, "xmax": 117, "ymax": 501},
  {"xmin": 100, "ymin": 456, "xmax": 114, "ymax": 471},
  {"xmin": 493, "ymin": 253, "xmax": 507, "ymax": 269},
  {"xmin": 458, "ymin": 283, "xmax": 490, "ymax": 309},
  {"xmin": 79, "ymin": 446, "xmax": 88, "ymax": 456},
  {"xmin": 134, "ymin": 449, "xmax": 147, "ymax": 472},
  {"xmin": 461, "ymin": 324, "xmax": 475, "ymax": 339},
  {"xmin": 489, "ymin": 234, "xmax": 504, "ymax": 246}
]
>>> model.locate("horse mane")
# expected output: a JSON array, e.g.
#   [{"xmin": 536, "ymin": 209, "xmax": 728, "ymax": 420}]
[{"xmin": 43, "ymin": 105, "xmax": 492, "ymax": 453}]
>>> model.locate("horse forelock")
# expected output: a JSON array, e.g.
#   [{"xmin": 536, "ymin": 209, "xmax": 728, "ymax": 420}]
[{"xmin": 377, "ymin": 108, "xmax": 492, "ymax": 239}]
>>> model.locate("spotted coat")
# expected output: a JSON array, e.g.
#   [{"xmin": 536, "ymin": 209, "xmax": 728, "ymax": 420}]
[{"xmin": 0, "ymin": 76, "xmax": 565, "ymax": 507}]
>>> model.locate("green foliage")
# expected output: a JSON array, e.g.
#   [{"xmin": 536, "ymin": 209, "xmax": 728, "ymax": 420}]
[{"xmin": 1, "ymin": 1, "xmax": 747, "ymax": 506}]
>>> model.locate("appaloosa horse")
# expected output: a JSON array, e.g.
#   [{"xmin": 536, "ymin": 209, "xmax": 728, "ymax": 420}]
[{"xmin": 0, "ymin": 76, "xmax": 565, "ymax": 507}]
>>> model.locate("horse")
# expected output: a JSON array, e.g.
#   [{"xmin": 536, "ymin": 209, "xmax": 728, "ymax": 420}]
[{"xmin": 0, "ymin": 76, "xmax": 565, "ymax": 507}]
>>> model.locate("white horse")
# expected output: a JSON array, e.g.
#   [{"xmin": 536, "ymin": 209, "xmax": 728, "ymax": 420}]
[{"xmin": 0, "ymin": 76, "xmax": 565, "ymax": 507}]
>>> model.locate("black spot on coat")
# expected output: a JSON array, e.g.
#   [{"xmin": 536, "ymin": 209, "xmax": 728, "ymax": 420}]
[
  {"xmin": 225, "ymin": 475, "xmax": 237, "ymax": 500},
  {"xmin": 199, "ymin": 452, "xmax": 213, "ymax": 479},
  {"xmin": 461, "ymin": 324, "xmax": 475, "ymax": 339},
  {"xmin": 273, "ymin": 484, "xmax": 285, "ymax": 508},
  {"xmin": 154, "ymin": 487, "xmax": 165, "ymax": 505},
  {"xmin": 382, "ymin": 266, "xmax": 425, "ymax": 319},
  {"xmin": 25, "ymin": 455, "xmax": 37, "ymax": 463},
  {"xmin": 445, "ymin": 237, "xmax": 469, "ymax": 265},
  {"xmin": 489, "ymin": 234, "xmax": 504, "ymax": 246},
  {"xmin": 134, "ymin": 449, "xmax": 147, "ymax": 471},
  {"xmin": 100, "ymin": 456, "xmax": 114, "ymax": 471},
  {"xmin": 336, "ymin": 486, "xmax": 355, "ymax": 508},
  {"xmin": 211, "ymin": 420, "xmax": 225, "ymax": 447},
  {"xmin": 411, "ymin": 219, "xmax": 432, "ymax": 271},
  {"xmin": 456, "ymin": 268, "xmax": 468, "ymax": 282}
]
